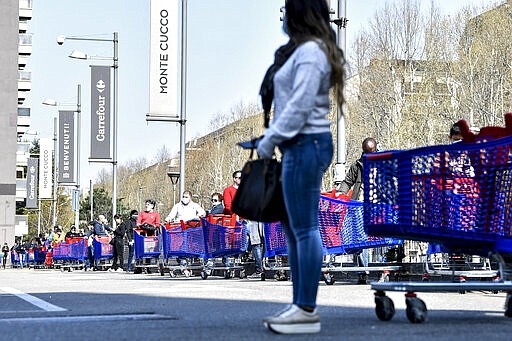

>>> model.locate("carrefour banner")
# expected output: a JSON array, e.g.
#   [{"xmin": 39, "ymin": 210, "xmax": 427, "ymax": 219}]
[
  {"xmin": 58, "ymin": 110, "xmax": 75, "ymax": 184},
  {"xmin": 90, "ymin": 65, "xmax": 111, "ymax": 160},
  {"xmin": 38, "ymin": 138, "xmax": 53, "ymax": 199},
  {"xmin": 26, "ymin": 157, "xmax": 38, "ymax": 208},
  {"xmin": 149, "ymin": 0, "xmax": 179, "ymax": 117}
]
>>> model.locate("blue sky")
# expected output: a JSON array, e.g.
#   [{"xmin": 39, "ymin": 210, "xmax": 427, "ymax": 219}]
[{"xmin": 24, "ymin": 0, "xmax": 496, "ymax": 188}]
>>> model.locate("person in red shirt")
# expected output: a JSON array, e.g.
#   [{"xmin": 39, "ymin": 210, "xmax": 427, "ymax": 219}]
[
  {"xmin": 223, "ymin": 170, "xmax": 241, "ymax": 215},
  {"xmin": 136, "ymin": 199, "xmax": 161, "ymax": 236}
]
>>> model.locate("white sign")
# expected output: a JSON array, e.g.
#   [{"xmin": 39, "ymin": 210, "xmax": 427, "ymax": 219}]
[
  {"xmin": 39, "ymin": 138, "xmax": 53, "ymax": 199},
  {"xmin": 149, "ymin": 0, "xmax": 179, "ymax": 117}
]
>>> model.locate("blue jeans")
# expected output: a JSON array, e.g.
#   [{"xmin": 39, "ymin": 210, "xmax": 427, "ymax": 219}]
[
  {"xmin": 252, "ymin": 244, "xmax": 263, "ymax": 272},
  {"xmin": 126, "ymin": 244, "xmax": 134, "ymax": 271},
  {"xmin": 280, "ymin": 133, "xmax": 333, "ymax": 308}
]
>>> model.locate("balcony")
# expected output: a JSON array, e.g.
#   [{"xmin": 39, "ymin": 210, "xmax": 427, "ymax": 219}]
[
  {"xmin": 16, "ymin": 179, "xmax": 27, "ymax": 201},
  {"xmin": 15, "ymin": 215, "xmax": 29, "ymax": 236},
  {"xmin": 18, "ymin": 70, "xmax": 31, "ymax": 91},
  {"xmin": 19, "ymin": 33, "xmax": 32, "ymax": 55},
  {"xmin": 19, "ymin": 0, "xmax": 33, "ymax": 20},
  {"xmin": 19, "ymin": 20, "xmax": 28, "ymax": 33},
  {"xmin": 18, "ymin": 54, "xmax": 28, "ymax": 68}
]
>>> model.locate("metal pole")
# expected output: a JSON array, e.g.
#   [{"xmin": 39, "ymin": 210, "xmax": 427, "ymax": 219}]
[
  {"xmin": 334, "ymin": 0, "xmax": 347, "ymax": 184},
  {"xmin": 74, "ymin": 84, "xmax": 81, "ymax": 229},
  {"xmin": 52, "ymin": 117, "xmax": 58, "ymax": 228},
  {"xmin": 89, "ymin": 179, "xmax": 93, "ymax": 221},
  {"xmin": 172, "ymin": 184, "xmax": 177, "ymax": 206},
  {"xmin": 37, "ymin": 199, "xmax": 41, "ymax": 236},
  {"xmin": 112, "ymin": 32, "xmax": 119, "ymax": 223},
  {"xmin": 179, "ymin": 0, "xmax": 187, "ymax": 196}
]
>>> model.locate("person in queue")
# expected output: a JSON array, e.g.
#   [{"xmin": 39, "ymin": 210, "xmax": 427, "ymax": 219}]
[
  {"xmin": 137, "ymin": 199, "xmax": 161, "ymax": 236},
  {"xmin": 165, "ymin": 191, "xmax": 205, "ymax": 224},
  {"xmin": 222, "ymin": 171, "xmax": 241, "ymax": 215},
  {"xmin": 109, "ymin": 214, "xmax": 127, "ymax": 272},
  {"xmin": 125, "ymin": 209, "xmax": 138, "ymax": 272},
  {"xmin": 208, "ymin": 192, "xmax": 225, "ymax": 215},
  {"xmin": 256, "ymin": 0, "xmax": 344, "ymax": 334},
  {"xmin": 337, "ymin": 137, "xmax": 377, "ymax": 283}
]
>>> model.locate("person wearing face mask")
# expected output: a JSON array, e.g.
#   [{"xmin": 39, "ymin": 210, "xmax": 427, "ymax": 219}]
[
  {"xmin": 136, "ymin": 200, "xmax": 161, "ymax": 236},
  {"xmin": 165, "ymin": 191, "xmax": 206, "ymax": 223},
  {"xmin": 125, "ymin": 210, "xmax": 138, "ymax": 272}
]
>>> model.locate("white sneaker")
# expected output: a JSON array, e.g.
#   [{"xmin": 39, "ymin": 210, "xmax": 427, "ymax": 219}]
[
  {"xmin": 108, "ymin": 268, "xmax": 114, "ymax": 272},
  {"xmin": 116, "ymin": 268, "xmax": 124, "ymax": 272},
  {"xmin": 263, "ymin": 304, "xmax": 320, "ymax": 334}
]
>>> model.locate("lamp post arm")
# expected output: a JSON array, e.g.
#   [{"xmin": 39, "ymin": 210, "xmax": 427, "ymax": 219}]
[{"xmin": 65, "ymin": 36, "xmax": 115, "ymax": 43}]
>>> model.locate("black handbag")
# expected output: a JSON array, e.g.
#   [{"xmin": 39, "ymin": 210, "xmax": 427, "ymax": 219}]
[{"xmin": 232, "ymin": 147, "xmax": 287, "ymax": 222}]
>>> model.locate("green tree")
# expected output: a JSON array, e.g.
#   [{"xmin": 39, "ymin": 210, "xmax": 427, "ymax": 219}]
[{"xmin": 80, "ymin": 187, "xmax": 112, "ymax": 222}]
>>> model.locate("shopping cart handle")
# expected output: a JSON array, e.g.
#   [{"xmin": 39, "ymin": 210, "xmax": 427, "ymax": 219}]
[{"xmin": 364, "ymin": 151, "xmax": 394, "ymax": 160}]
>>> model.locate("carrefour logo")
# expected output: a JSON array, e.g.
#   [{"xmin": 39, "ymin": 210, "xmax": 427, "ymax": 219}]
[{"xmin": 96, "ymin": 79, "xmax": 105, "ymax": 93}]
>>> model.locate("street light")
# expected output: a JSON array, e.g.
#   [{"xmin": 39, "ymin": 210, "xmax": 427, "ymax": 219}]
[
  {"xmin": 58, "ymin": 32, "xmax": 119, "ymax": 223},
  {"xmin": 43, "ymin": 84, "xmax": 82, "ymax": 230},
  {"xmin": 166, "ymin": 167, "xmax": 180, "ymax": 206}
]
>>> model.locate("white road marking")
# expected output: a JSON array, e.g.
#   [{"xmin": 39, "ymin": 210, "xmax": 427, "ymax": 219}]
[
  {"xmin": 0, "ymin": 287, "xmax": 66, "ymax": 312},
  {"xmin": 0, "ymin": 313, "xmax": 170, "ymax": 323}
]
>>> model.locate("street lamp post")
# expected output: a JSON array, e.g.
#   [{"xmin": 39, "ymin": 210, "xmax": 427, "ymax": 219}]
[
  {"xmin": 58, "ymin": 32, "xmax": 119, "ymax": 223},
  {"xmin": 166, "ymin": 169, "xmax": 180, "ymax": 206},
  {"xmin": 43, "ymin": 84, "xmax": 82, "ymax": 230},
  {"xmin": 331, "ymin": 0, "xmax": 348, "ymax": 184},
  {"xmin": 146, "ymin": 0, "xmax": 187, "ymax": 197}
]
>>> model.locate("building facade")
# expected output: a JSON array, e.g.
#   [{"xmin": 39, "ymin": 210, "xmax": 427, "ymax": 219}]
[{"xmin": 0, "ymin": 0, "xmax": 33, "ymax": 247}]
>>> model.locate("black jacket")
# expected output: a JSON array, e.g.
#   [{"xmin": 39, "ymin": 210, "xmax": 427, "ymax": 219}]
[
  {"xmin": 113, "ymin": 222, "xmax": 127, "ymax": 241},
  {"xmin": 125, "ymin": 217, "xmax": 137, "ymax": 242},
  {"xmin": 337, "ymin": 155, "xmax": 363, "ymax": 201}
]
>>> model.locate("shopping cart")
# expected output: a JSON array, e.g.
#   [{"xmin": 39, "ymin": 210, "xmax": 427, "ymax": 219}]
[
  {"xmin": 200, "ymin": 217, "xmax": 248, "ymax": 279},
  {"xmin": 59, "ymin": 237, "xmax": 88, "ymax": 271},
  {"xmin": 364, "ymin": 117, "xmax": 512, "ymax": 323},
  {"xmin": 319, "ymin": 195, "xmax": 403, "ymax": 285},
  {"xmin": 261, "ymin": 195, "xmax": 403, "ymax": 284},
  {"xmin": 133, "ymin": 229, "xmax": 161, "ymax": 274},
  {"xmin": 52, "ymin": 242, "xmax": 71, "ymax": 270},
  {"xmin": 27, "ymin": 247, "xmax": 46, "ymax": 269},
  {"xmin": 93, "ymin": 236, "xmax": 113, "ymax": 271},
  {"xmin": 160, "ymin": 221, "xmax": 205, "ymax": 277}
]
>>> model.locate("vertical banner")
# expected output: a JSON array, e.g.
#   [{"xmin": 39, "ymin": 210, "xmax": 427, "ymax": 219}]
[
  {"xmin": 90, "ymin": 65, "xmax": 111, "ymax": 160},
  {"xmin": 58, "ymin": 110, "xmax": 75, "ymax": 184},
  {"xmin": 38, "ymin": 138, "xmax": 53, "ymax": 199},
  {"xmin": 26, "ymin": 157, "xmax": 38, "ymax": 208},
  {"xmin": 149, "ymin": 0, "xmax": 179, "ymax": 117}
]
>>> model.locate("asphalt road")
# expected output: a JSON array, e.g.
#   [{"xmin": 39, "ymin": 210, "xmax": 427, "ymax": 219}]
[{"xmin": 1, "ymin": 268, "xmax": 511, "ymax": 340}]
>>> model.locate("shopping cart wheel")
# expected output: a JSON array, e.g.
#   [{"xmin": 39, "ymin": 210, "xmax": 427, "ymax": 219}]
[
  {"xmin": 183, "ymin": 269, "xmax": 191, "ymax": 277},
  {"xmin": 323, "ymin": 273, "xmax": 335, "ymax": 285},
  {"xmin": 169, "ymin": 270, "xmax": 177, "ymax": 278},
  {"xmin": 505, "ymin": 294, "xmax": 512, "ymax": 317},
  {"xmin": 405, "ymin": 297, "xmax": 427, "ymax": 323},
  {"xmin": 374, "ymin": 294, "xmax": 395, "ymax": 321},
  {"xmin": 200, "ymin": 271, "xmax": 208, "ymax": 280}
]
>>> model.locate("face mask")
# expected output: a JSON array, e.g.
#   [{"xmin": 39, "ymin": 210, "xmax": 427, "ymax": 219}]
[
  {"xmin": 131, "ymin": 214, "xmax": 138, "ymax": 220},
  {"xmin": 182, "ymin": 198, "xmax": 190, "ymax": 205}
]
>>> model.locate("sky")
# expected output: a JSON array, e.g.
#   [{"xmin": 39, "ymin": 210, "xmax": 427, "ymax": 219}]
[{"xmin": 24, "ymin": 0, "xmax": 498, "ymax": 190}]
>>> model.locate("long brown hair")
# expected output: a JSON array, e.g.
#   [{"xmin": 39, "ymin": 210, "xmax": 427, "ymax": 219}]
[{"xmin": 285, "ymin": 0, "xmax": 345, "ymax": 109}]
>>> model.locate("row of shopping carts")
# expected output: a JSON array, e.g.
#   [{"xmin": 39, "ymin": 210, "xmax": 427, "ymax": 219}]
[
  {"xmin": 263, "ymin": 195, "xmax": 404, "ymax": 284},
  {"xmin": 363, "ymin": 115, "xmax": 512, "ymax": 323},
  {"xmin": 11, "ymin": 235, "xmax": 116, "ymax": 271}
]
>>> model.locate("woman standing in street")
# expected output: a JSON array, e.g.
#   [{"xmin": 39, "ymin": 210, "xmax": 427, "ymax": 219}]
[{"xmin": 257, "ymin": 0, "xmax": 345, "ymax": 334}]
